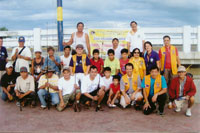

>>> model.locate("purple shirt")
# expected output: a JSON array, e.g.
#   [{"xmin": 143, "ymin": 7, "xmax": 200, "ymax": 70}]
[
  {"xmin": 0, "ymin": 46, "xmax": 8, "ymax": 70},
  {"xmin": 144, "ymin": 50, "xmax": 159, "ymax": 74},
  {"xmin": 69, "ymin": 55, "xmax": 90, "ymax": 73}
]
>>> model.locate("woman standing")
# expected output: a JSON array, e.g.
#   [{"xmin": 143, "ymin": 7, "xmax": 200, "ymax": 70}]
[
  {"xmin": 129, "ymin": 48, "xmax": 146, "ymax": 80},
  {"xmin": 144, "ymin": 41, "xmax": 160, "ymax": 75}
]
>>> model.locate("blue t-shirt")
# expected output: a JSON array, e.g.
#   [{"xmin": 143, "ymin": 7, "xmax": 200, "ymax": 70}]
[
  {"xmin": 141, "ymin": 76, "xmax": 167, "ymax": 97},
  {"xmin": 43, "ymin": 56, "xmax": 61, "ymax": 73},
  {"xmin": 69, "ymin": 55, "xmax": 90, "ymax": 73},
  {"xmin": 144, "ymin": 50, "xmax": 160, "ymax": 74},
  {"xmin": 0, "ymin": 46, "xmax": 8, "ymax": 70}
]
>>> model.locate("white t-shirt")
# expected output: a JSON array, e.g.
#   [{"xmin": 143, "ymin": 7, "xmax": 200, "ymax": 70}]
[
  {"xmin": 114, "ymin": 45, "xmax": 123, "ymax": 59},
  {"xmin": 14, "ymin": 75, "xmax": 35, "ymax": 93},
  {"xmin": 102, "ymin": 76, "xmax": 113, "ymax": 91},
  {"xmin": 81, "ymin": 74, "xmax": 105, "ymax": 94},
  {"xmin": 58, "ymin": 76, "xmax": 78, "ymax": 96},
  {"xmin": 126, "ymin": 30, "xmax": 145, "ymax": 52},
  {"xmin": 11, "ymin": 46, "xmax": 32, "ymax": 72},
  {"xmin": 60, "ymin": 55, "xmax": 72, "ymax": 68}
]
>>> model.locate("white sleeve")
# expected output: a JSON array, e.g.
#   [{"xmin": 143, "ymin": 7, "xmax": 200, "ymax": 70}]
[
  {"xmin": 14, "ymin": 77, "xmax": 19, "ymax": 91},
  {"xmin": 100, "ymin": 76, "xmax": 105, "ymax": 87},
  {"xmin": 25, "ymin": 47, "xmax": 32, "ymax": 58},
  {"xmin": 125, "ymin": 32, "xmax": 131, "ymax": 42},
  {"xmin": 30, "ymin": 76, "xmax": 35, "ymax": 92},
  {"xmin": 58, "ymin": 79, "xmax": 63, "ymax": 91},
  {"xmin": 81, "ymin": 78, "xmax": 87, "ymax": 94}
]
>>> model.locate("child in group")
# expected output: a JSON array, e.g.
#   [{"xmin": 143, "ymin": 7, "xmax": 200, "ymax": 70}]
[
  {"xmin": 107, "ymin": 75, "xmax": 121, "ymax": 108},
  {"xmin": 102, "ymin": 67, "xmax": 113, "ymax": 102},
  {"xmin": 90, "ymin": 49, "xmax": 104, "ymax": 75},
  {"xmin": 119, "ymin": 48, "xmax": 129, "ymax": 76},
  {"xmin": 104, "ymin": 49, "xmax": 120, "ymax": 76}
]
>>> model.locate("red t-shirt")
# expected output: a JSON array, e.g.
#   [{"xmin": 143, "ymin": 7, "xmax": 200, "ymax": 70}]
[
  {"xmin": 90, "ymin": 58, "xmax": 104, "ymax": 73},
  {"xmin": 110, "ymin": 83, "xmax": 120, "ymax": 94},
  {"xmin": 159, "ymin": 46, "xmax": 178, "ymax": 69},
  {"xmin": 120, "ymin": 58, "xmax": 129, "ymax": 75}
]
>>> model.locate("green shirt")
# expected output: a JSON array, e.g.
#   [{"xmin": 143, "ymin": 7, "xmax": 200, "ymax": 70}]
[{"xmin": 104, "ymin": 57, "xmax": 120, "ymax": 75}]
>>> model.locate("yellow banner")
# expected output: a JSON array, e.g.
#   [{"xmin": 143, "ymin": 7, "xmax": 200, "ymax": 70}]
[{"xmin": 88, "ymin": 29, "xmax": 129, "ymax": 56}]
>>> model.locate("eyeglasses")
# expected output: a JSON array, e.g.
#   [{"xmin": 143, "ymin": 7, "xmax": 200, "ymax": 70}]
[{"xmin": 134, "ymin": 52, "xmax": 140, "ymax": 54}]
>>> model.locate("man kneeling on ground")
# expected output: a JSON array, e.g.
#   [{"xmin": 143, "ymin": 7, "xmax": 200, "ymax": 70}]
[
  {"xmin": 37, "ymin": 67, "xmax": 59, "ymax": 109},
  {"xmin": 120, "ymin": 63, "xmax": 143, "ymax": 109},
  {"xmin": 57, "ymin": 67, "xmax": 81, "ymax": 112},
  {"xmin": 142, "ymin": 66, "xmax": 167, "ymax": 115},
  {"xmin": 169, "ymin": 66, "xmax": 196, "ymax": 117},
  {"xmin": 1, "ymin": 63, "xmax": 19, "ymax": 101},
  {"xmin": 81, "ymin": 65, "xmax": 105, "ymax": 111},
  {"xmin": 15, "ymin": 67, "xmax": 36, "ymax": 107}
]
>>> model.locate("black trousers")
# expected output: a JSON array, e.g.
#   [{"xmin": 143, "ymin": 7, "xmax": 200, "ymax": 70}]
[
  {"xmin": 16, "ymin": 92, "xmax": 36, "ymax": 104},
  {"xmin": 143, "ymin": 93, "xmax": 167, "ymax": 115},
  {"xmin": 81, "ymin": 89, "xmax": 99, "ymax": 104}
]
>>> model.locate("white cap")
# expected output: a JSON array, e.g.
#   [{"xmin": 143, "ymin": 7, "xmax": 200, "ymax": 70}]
[
  {"xmin": 178, "ymin": 66, "xmax": 186, "ymax": 72},
  {"xmin": 5, "ymin": 62, "xmax": 13, "ymax": 68}
]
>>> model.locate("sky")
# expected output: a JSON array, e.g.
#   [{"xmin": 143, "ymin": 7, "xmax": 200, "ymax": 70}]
[{"xmin": 0, "ymin": 0, "xmax": 199, "ymax": 30}]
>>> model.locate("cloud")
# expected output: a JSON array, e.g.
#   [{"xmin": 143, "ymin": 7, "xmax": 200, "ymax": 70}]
[{"xmin": 0, "ymin": 0, "xmax": 199, "ymax": 30}]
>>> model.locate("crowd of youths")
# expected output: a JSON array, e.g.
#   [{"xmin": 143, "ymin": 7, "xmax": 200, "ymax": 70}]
[{"xmin": 0, "ymin": 21, "xmax": 196, "ymax": 117}]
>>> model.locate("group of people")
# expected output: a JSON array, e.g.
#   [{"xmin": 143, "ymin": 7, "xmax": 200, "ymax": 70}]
[{"xmin": 0, "ymin": 21, "xmax": 196, "ymax": 117}]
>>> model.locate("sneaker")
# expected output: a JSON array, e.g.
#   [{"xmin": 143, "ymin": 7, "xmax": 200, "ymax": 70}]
[
  {"xmin": 108, "ymin": 103, "xmax": 112, "ymax": 108},
  {"xmin": 186, "ymin": 108, "xmax": 192, "ymax": 117},
  {"xmin": 41, "ymin": 105, "xmax": 46, "ymax": 109},
  {"xmin": 111, "ymin": 104, "xmax": 116, "ymax": 108},
  {"xmin": 175, "ymin": 107, "xmax": 181, "ymax": 112}
]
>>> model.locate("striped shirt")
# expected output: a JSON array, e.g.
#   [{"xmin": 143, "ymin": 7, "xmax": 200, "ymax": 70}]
[{"xmin": 38, "ymin": 74, "xmax": 59, "ymax": 93}]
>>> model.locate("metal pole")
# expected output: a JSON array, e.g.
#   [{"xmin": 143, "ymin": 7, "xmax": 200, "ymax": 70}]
[{"xmin": 57, "ymin": 0, "xmax": 63, "ymax": 51}]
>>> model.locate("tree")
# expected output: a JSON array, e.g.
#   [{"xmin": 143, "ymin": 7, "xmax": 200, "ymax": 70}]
[{"xmin": 0, "ymin": 27, "xmax": 8, "ymax": 31}]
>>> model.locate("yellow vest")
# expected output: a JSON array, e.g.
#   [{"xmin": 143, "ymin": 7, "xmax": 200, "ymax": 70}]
[
  {"xmin": 144, "ymin": 74, "xmax": 162, "ymax": 98},
  {"xmin": 160, "ymin": 46, "xmax": 177, "ymax": 75},
  {"xmin": 122, "ymin": 73, "xmax": 139, "ymax": 92},
  {"xmin": 129, "ymin": 57, "xmax": 145, "ymax": 80},
  {"xmin": 72, "ymin": 54, "xmax": 87, "ymax": 73}
]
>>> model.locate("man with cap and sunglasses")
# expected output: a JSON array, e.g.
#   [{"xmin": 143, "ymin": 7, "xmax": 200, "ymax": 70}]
[
  {"xmin": 14, "ymin": 66, "xmax": 36, "ymax": 107},
  {"xmin": 1, "ymin": 62, "xmax": 19, "ymax": 101},
  {"xmin": 11, "ymin": 36, "xmax": 32, "ymax": 73},
  {"xmin": 169, "ymin": 66, "xmax": 196, "ymax": 117},
  {"xmin": 37, "ymin": 66, "xmax": 59, "ymax": 109}
]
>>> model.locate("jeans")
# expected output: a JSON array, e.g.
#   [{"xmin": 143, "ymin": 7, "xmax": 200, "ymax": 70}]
[
  {"xmin": 1, "ymin": 88, "xmax": 15, "ymax": 101},
  {"xmin": 37, "ymin": 89, "xmax": 59, "ymax": 106}
]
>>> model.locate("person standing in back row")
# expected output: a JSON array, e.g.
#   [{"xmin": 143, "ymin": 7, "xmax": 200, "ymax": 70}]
[
  {"xmin": 126, "ymin": 21, "xmax": 145, "ymax": 56},
  {"xmin": 11, "ymin": 36, "xmax": 32, "ymax": 73},
  {"xmin": 63, "ymin": 22, "xmax": 91, "ymax": 57}
]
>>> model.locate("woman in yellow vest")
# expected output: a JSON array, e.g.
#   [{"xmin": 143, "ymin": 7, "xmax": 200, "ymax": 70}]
[
  {"xmin": 120, "ymin": 63, "xmax": 143, "ymax": 109},
  {"xmin": 142, "ymin": 65, "xmax": 167, "ymax": 115},
  {"xmin": 129, "ymin": 48, "xmax": 146, "ymax": 80}
]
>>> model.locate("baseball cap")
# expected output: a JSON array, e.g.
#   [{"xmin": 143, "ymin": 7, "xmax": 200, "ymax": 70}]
[
  {"xmin": 18, "ymin": 36, "xmax": 25, "ymax": 42},
  {"xmin": 5, "ymin": 62, "xmax": 13, "ymax": 68},
  {"xmin": 178, "ymin": 66, "xmax": 186, "ymax": 72},
  {"xmin": 20, "ymin": 67, "xmax": 28, "ymax": 72}
]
